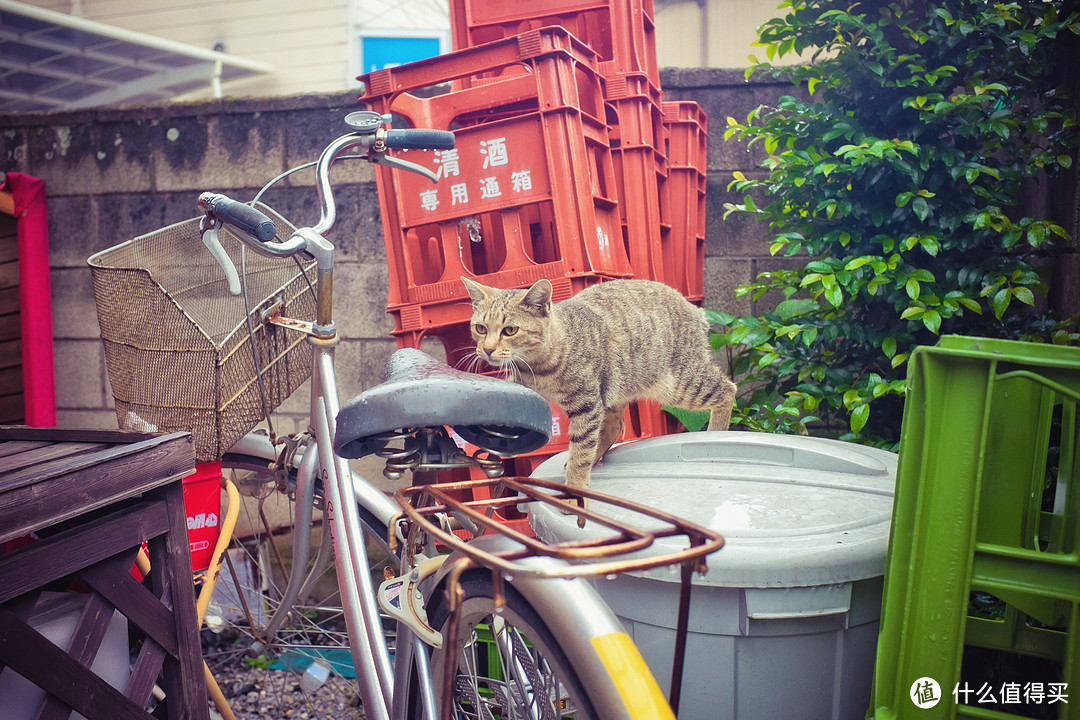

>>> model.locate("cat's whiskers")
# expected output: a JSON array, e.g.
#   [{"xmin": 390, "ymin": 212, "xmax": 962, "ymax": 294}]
[
  {"xmin": 509, "ymin": 355, "xmax": 537, "ymax": 384},
  {"xmin": 453, "ymin": 347, "xmax": 483, "ymax": 372}
]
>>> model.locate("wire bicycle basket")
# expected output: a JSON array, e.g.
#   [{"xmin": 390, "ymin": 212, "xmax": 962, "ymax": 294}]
[{"xmin": 89, "ymin": 207, "xmax": 316, "ymax": 462}]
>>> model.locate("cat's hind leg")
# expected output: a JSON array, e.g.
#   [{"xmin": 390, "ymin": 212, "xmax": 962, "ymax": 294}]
[
  {"xmin": 668, "ymin": 365, "xmax": 737, "ymax": 431},
  {"xmin": 705, "ymin": 373, "xmax": 737, "ymax": 431},
  {"xmin": 594, "ymin": 406, "xmax": 624, "ymax": 465}
]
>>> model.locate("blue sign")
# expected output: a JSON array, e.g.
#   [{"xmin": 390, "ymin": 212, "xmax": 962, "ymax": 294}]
[{"xmin": 361, "ymin": 36, "xmax": 441, "ymax": 73}]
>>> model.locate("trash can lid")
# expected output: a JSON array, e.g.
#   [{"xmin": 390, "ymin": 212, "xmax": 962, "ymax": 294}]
[{"xmin": 529, "ymin": 432, "xmax": 896, "ymax": 588}]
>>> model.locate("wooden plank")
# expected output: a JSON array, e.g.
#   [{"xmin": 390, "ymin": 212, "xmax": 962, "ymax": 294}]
[
  {"xmin": 0, "ymin": 441, "xmax": 105, "ymax": 478},
  {"xmin": 0, "ymin": 234, "xmax": 17, "ymax": 263},
  {"xmin": 0, "ymin": 311, "xmax": 19, "ymax": 341},
  {"xmin": 35, "ymin": 592, "xmax": 117, "ymax": 720},
  {"xmin": 125, "ymin": 634, "xmax": 166, "ymax": 707},
  {"xmin": 148, "ymin": 476, "xmax": 207, "ymax": 718},
  {"xmin": 0, "ymin": 258, "xmax": 17, "ymax": 289},
  {"xmin": 0, "ymin": 433, "xmax": 194, "ymax": 537},
  {"xmin": 0, "ymin": 393, "xmax": 23, "ymax": 425},
  {"xmin": 0, "ymin": 439, "xmax": 47, "ymax": 459},
  {"xmin": 0, "ymin": 337, "xmax": 19, "ymax": 370},
  {"xmin": 0, "ymin": 427, "xmax": 157, "ymax": 444},
  {"xmin": 0, "ymin": 607, "xmax": 152, "ymax": 720},
  {"xmin": 0, "ymin": 286, "xmax": 17, "ymax": 316},
  {"xmin": 0, "ymin": 501, "xmax": 170, "ymax": 599},
  {"xmin": 0, "ymin": 430, "xmax": 190, "ymax": 488},
  {"xmin": 80, "ymin": 554, "xmax": 178, "ymax": 655}
]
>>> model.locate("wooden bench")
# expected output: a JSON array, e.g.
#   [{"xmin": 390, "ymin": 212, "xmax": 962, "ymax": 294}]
[{"xmin": 0, "ymin": 427, "xmax": 207, "ymax": 720}]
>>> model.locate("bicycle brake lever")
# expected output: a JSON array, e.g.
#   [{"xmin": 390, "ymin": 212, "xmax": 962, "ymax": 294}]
[
  {"xmin": 199, "ymin": 216, "xmax": 242, "ymax": 296},
  {"xmin": 371, "ymin": 152, "xmax": 440, "ymax": 183}
]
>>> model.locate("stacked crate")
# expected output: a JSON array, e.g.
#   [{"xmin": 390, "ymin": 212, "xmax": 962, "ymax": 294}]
[{"xmin": 357, "ymin": 2, "xmax": 706, "ymax": 488}]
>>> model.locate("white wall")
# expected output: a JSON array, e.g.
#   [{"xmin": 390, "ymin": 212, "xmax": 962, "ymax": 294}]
[
  {"xmin": 21, "ymin": 0, "xmax": 352, "ymax": 99},
  {"xmin": 655, "ymin": 0, "xmax": 805, "ymax": 69},
  {"xmin": 16, "ymin": 0, "xmax": 797, "ymax": 104}
]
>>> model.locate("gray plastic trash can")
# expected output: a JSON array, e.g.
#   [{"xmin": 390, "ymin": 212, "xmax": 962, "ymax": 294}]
[{"xmin": 529, "ymin": 432, "xmax": 896, "ymax": 720}]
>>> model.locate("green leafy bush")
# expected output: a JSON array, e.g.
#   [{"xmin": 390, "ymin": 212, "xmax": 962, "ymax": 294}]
[{"xmin": 720, "ymin": 0, "xmax": 1079, "ymax": 447}]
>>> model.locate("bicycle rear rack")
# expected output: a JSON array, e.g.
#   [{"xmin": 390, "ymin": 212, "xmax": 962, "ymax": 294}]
[{"xmin": 391, "ymin": 474, "xmax": 725, "ymax": 716}]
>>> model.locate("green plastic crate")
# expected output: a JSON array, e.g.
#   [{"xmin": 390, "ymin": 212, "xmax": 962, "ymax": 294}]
[{"xmin": 870, "ymin": 336, "xmax": 1079, "ymax": 720}]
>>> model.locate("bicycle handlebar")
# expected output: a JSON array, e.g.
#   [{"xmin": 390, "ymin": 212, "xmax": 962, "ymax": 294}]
[
  {"xmin": 197, "ymin": 193, "xmax": 277, "ymax": 243},
  {"xmin": 197, "ymin": 116, "xmax": 456, "ymax": 287},
  {"xmin": 383, "ymin": 128, "xmax": 455, "ymax": 150}
]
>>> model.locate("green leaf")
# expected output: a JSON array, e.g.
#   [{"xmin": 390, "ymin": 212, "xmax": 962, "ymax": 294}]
[
  {"xmin": 882, "ymin": 336, "xmax": 897, "ymax": 358},
  {"xmin": 922, "ymin": 309, "xmax": 942, "ymax": 334},
  {"xmin": 664, "ymin": 407, "xmax": 711, "ymax": 432},
  {"xmin": 1027, "ymin": 224, "xmax": 1047, "ymax": 247},
  {"xmin": 1013, "ymin": 286, "xmax": 1036, "ymax": 306},
  {"xmin": 992, "ymin": 287, "xmax": 1012, "ymax": 319},
  {"xmin": 906, "ymin": 278, "xmax": 921, "ymax": 300},
  {"xmin": 912, "ymin": 196, "xmax": 931, "ymax": 222},
  {"xmin": 959, "ymin": 297, "xmax": 983, "ymax": 314},
  {"xmin": 850, "ymin": 404, "xmax": 870, "ymax": 434},
  {"xmin": 704, "ymin": 309, "xmax": 734, "ymax": 325},
  {"xmin": 775, "ymin": 298, "xmax": 820, "ymax": 320}
]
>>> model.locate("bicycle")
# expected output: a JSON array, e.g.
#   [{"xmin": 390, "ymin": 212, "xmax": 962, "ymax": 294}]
[{"xmin": 89, "ymin": 110, "xmax": 725, "ymax": 720}]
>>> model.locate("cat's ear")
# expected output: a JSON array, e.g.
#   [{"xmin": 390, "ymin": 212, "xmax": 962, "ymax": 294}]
[
  {"xmin": 520, "ymin": 279, "xmax": 553, "ymax": 315},
  {"xmin": 461, "ymin": 276, "xmax": 492, "ymax": 304}
]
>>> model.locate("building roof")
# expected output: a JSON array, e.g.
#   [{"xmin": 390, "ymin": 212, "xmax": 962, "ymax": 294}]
[{"xmin": 0, "ymin": 0, "xmax": 273, "ymax": 112}]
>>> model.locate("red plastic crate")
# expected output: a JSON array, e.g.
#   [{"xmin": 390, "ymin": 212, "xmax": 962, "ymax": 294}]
[
  {"xmin": 663, "ymin": 100, "xmax": 708, "ymax": 170},
  {"xmin": 603, "ymin": 71, "xmax": 665, "ymax": 148},
  {"xmin": 600, "ymin": 72, "xmax": 667, "ymax": 282},
  {"xmin": 612, "ymin": 145, "xmax": 665, "ymax": 281},
  {"xmin": 357, "ymin": 28, "xmax": 633, "ymax": 311},
  {"xmin": 449, "ymin": 0, "xmax": 659, "ymax": 86},
  {"xmin": 659, "ymin": 101, "xmax": 708, "ymax": 302}
]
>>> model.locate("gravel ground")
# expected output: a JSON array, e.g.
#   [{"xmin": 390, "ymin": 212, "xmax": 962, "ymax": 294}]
[{"xmin": 202, "ymin": 629, "xmax": 366, "ymax": 720}]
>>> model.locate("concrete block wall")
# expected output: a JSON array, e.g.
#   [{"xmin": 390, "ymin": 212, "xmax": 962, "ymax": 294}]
[
  {"xmin": 3, "ymin": 92, "xmax": 396, "ymax": 434},
  {"xmin": 7, "ymin": 70, "xmax": 1074, "ymax": 437},
  {"xmin": 1, "ymin": 71, "xmax": 795, "ymax": 435}
]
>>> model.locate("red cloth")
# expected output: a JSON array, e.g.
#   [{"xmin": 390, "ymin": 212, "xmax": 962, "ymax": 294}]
[{"xmin": 3, "ymin": 172, "xmax": 56, "ymax": 426}]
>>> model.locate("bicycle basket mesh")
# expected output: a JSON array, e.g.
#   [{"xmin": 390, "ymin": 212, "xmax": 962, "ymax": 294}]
[{"xmin": 89, "ymin": 207, "xmax": 316, "ymax": 462}]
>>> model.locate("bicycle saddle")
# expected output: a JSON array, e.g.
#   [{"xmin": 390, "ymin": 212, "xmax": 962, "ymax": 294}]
[{"xmin": 334, "ymin": 348, "xmax": 552, "ymax": 459}]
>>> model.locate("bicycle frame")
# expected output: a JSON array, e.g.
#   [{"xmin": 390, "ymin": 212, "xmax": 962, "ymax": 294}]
[
  {"xmin": 196, "ymin": 127, "xmax": 452, "ymax": 719},
  {"xmin": 261, "ymin": 132, "xmax": 405, "ymax": 720},
  {"xmin": 204, "ymin": 123, "xmax": 703, "ymax": 720}
]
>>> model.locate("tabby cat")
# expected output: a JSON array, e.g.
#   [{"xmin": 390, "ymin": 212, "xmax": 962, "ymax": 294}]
[{"xmin": 462, "ymin": 277, "xmax": 737, "ymax": 491}]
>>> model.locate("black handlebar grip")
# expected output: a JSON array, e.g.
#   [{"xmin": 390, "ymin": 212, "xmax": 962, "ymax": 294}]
[
  {"xmin": 384, "ymin": 129, "xmax": 456, "ymax": 150},
  {"xmin": 199, "ymin": 192, "xmax": 276, "ymax": 243}
]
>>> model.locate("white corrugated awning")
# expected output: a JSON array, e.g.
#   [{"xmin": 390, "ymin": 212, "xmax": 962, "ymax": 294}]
[{"xmin": 0, "ymin": 0, "xmax": 274, "ymax": 112}]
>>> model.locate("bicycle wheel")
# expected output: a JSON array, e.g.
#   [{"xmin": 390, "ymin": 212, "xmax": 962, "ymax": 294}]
[
  {"xmin": 201, "ymin": 450, "xmax": 395, "ymax": 718},
  {"xmin": 414, "ymin": 571, "xmax": 600, "ymax": 720}
]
